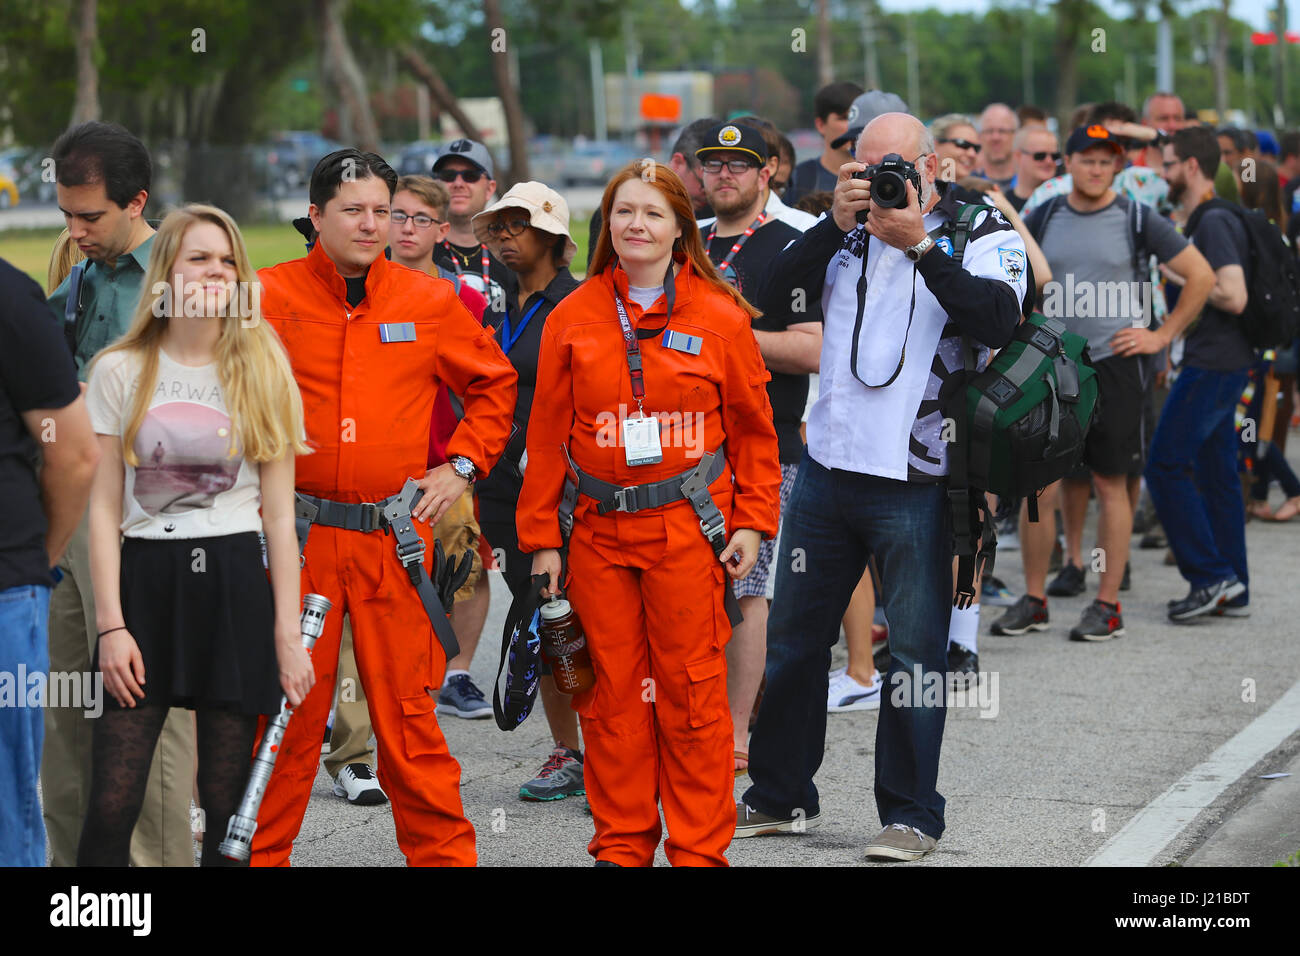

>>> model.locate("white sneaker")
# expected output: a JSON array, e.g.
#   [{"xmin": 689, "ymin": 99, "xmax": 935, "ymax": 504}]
[
  {"xmin": 333, "ymin": 763, "xmax": 389, "ymax": 806},
  {"xmin": 827, "ymin": 671, "xmax": 882, "ymax": 712}
]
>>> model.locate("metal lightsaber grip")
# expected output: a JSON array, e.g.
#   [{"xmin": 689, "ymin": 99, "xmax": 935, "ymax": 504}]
[{"xmin": 220, "ymin": 593, "xmax": 331, "ymax": 862}]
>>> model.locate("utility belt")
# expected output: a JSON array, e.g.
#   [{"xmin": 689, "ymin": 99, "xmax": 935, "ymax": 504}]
[
  {"xmin": 293, "ymin": 478, "xmax": 466, "ymax": 661},
  {"xmin": 557, "ymin": 444, "xmax": 744, "ymax": 627}
]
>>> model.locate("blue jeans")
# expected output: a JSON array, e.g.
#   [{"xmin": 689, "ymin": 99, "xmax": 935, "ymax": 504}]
[
  {"xmin": 1145, "ymin": 366, "xmax": 1250, "ymax": 592},
  {"xmin": 0, "ymin": 584, "xmax": 51, "ymax": 866},
  {"xmin": 743, "ymin": 452, "xmax": 953, "ymax": 839}
]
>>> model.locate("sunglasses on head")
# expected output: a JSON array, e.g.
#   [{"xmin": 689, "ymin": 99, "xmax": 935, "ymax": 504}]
[
  {"xmin": 485, "ymin": 217, "xmax": 531, "ymax": 238},
  {"xmin": 435, "ymin": 168, "xmax": 485, "ymax": 184},
  {"xmin": 1024, "ymin": 150, "xmax": 1063, "ymax": 162},
  {"xmin": 938, "ymin": 138, "xmax": 981, "ymax": 152}
]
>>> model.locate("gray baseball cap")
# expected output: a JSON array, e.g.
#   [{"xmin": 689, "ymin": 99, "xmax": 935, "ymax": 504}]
[
  {"xmin": 831, "ymin": 90, "xmax": 911, "ymax": 150},
  {"xmin": 433, "ymin": 138, "xmax": 495, "ymax": 179}
]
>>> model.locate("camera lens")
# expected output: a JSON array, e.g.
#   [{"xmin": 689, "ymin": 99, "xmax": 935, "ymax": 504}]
[{"xmin": 872, "ymin": 171, "xmax": 905, "ymax": 208}]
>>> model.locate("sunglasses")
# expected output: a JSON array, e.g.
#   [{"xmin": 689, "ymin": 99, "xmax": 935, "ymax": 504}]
[
  {"xmin": 391, "ymin": 211, "xmax": 443, "ymax": 229},
  {"xmin": 485, "ymin": 217, "xmax": 531, "ymax": 238},
  {"xmin": 435, "ymin": 168, "xmax": 486, "ymax": 184},
  {"xmin": 700, "ymin": 158, "xmax": 761, "ymax": 175},
  {"xmin": 1023, "ymin": 150, "xmax": 1063, "ymax": 162},
  {"xmin": 938, "ymin": 138, "xmax": 981, "ymax": 152}
]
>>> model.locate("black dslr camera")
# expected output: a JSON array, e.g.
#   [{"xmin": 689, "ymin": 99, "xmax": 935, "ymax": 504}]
[{"xmin": 853, "ymin": 153, "xmax": 923, "ymax": 223}]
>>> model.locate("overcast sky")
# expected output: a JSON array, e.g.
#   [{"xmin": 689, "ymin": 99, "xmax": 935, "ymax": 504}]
[{"xmin": 875, "ymin": 0, "xmax": 1280, "ymax": 30}]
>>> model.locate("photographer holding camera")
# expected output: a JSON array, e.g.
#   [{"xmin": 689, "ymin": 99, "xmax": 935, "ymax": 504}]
[{"xmin": 735, "ymin": 112, "xmax": 1028, "ymax": 862}]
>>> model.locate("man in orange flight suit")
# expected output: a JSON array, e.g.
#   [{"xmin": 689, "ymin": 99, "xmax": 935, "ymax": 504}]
[
  {"xmin": 250, "ymin": 150, "xmax": 516, "ymax": 866},
  {"xmin": 517, "ymin": 165, "xmax": 780, "ymax": 866}
]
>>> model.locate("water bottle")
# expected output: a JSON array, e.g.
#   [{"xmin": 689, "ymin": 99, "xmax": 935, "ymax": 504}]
[{"xmin": 538, "ymin": 598, "xmax": 594, "ymax": 694}]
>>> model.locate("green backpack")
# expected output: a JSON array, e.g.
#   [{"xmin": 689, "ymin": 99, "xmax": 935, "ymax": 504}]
[{"xmin": 946, "ymin": 204, "xmax": 1099, "ymax": 604}]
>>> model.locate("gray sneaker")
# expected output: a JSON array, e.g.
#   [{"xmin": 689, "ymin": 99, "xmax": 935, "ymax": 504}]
[
  {"xmin": 436, "ymin": 674, "xmax": 493, "ymax": 719},
  {"xmin": 519, "ymin": 746, "xmax": 585, "ymax": 801},
  {"xmin": 864, "ymin": 822, "xmax": 938, "ymax": 861},
  {"xmin": 734, "ymin": 802, "xmax": 822, "ymax": 838}
]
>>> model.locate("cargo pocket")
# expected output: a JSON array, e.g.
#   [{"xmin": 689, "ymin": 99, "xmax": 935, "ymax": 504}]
[
  {"xmin": 685, "ymin": 655, "xmax": 726, "ymax": 729},
  {"xmin": 399, "ymin": 691, "xmax": 444, "ymax": 758}
]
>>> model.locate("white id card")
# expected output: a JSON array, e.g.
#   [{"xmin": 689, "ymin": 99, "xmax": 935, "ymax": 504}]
[{"xmin": 622, "ymin": 416, "xmax": 663, "ymax": 466}]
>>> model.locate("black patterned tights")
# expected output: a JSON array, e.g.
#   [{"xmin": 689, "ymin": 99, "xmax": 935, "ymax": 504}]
[{"xmin": 77, "ymin": 705, "xmax": 259, "ymax": 867}]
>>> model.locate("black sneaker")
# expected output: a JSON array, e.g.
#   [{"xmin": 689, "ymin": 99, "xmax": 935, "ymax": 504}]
[
  {"xmin": 1215, "ymin": 593, "xmax": 1251, "ymax": 618},
  {"xmin": 1168, "ymin": 578, "xmax": 1246, "ymax": 623},
  {"xmin": 947, "ymin": 644, "xmax": 979, "ymax": 687},
  {"xmin": 1139, "ymin": 530, "xmax": 1166, "ymax": 549},
  {"xmin": 1069, "ymin": 600, "xmax": 1125, "ymax": 641},
  {"xmin": 1047, "ymin": 562, "xmax": 1086, "ymax": 597},
  {"xmin": 1119, "ymin": 561, "xmax": 1131, "ymax": 592},
  {"xmin": 990, "ymin": 594, "xmax": 1049, "ymax": 635}
]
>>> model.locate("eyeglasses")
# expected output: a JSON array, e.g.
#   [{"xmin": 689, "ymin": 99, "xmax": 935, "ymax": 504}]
[
  {"xmin": 700, "ymin": 158, "xmax": 760, "ymax": 175},
  {"xmin": 484, "ymin": 217, "xmax": 531, "ymax": 238},
  {"xmin": 938, "ymin": 138, "xmax": 981, "ymax": 152},
  {"xmin": 982, "ymin": 128, "xmax": 1016, "ymax": 136},
  {"xmin": 435, "ymin": 168, "xmax": 485, "ymax": 184},
  {"xmin": 391, "ymin": 211, "xmax": 443, "ymax": 229},
  {"xmin": 1022, "ymin": 150, "xmax": 1062, "ymax": 162}
]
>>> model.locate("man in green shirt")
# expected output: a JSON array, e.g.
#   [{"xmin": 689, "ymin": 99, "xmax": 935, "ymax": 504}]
[{"xmin": 43, "ymin": 121, "xmax": 196, "ymax": 867}]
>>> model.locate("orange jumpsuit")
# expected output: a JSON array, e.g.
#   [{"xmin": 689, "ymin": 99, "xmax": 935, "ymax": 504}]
[
  {"xmin": 251, "ymin": 242, "xmax": 516, "ymax": 866},
  {"xmin": 516, "ymin": 259, "xmax": 780, "ymax": 866}
]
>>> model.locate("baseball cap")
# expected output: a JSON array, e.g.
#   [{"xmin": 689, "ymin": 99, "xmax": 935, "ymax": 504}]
[
  {"xmin": 433, "ymin": 138, "xmax": 495, "ymax": 179},
  {"xmin": 695, "ymin": 123, "xmax": 768, "ymax": 166},
  {"xmin": 831, "ymin": 90, "xmax": 911, "ymax": 150},
  {"xmin": 471, "ymin": 181, "xmax": 577, "ymax": 267},
  {"xmin": 1065, "ymin": 125, "xmax": 1124, "ymax": 156}
]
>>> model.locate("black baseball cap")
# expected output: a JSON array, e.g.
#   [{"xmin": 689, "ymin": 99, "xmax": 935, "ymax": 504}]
[
  {"xmin": 695, "ymin": 123, "xmax": 768, "ymax": 165},
  {"xmin": 1065, "ymin": 125, "xmax": 1124, "ymax": 156}
]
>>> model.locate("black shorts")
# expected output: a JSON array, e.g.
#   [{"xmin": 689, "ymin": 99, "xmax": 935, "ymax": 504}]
[{"xmin": 1082, "ymin": 354, "xmax": 1148, "ymax": 477}]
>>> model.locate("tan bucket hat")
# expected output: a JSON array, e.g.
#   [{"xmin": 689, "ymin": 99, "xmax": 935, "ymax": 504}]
[{"xmin": 471, "ymin": 181, "xmax": 577, "ymax": 266}]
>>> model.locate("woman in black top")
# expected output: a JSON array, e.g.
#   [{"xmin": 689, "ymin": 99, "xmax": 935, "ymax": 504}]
[{"xmin": 470, "ymin": 183, "xmax": 584, "ymax": 801}]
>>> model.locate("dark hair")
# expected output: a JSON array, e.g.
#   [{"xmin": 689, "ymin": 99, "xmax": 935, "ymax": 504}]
[
  {"xmin": 309, "ymin": 149, "xmax": 398, "ymax": 210},
  {"xmin": 1217, "ymin": 127, "xmax": 1253, "ymax": 153},
  {"xmin": 1172, "ymin": 126, "xmax": 1221, "ymax": 179},
  {"xmin": 814, "ymin": 82, "xmax": 864, "ymax": 122},
  {"xmin": 52, "ymin": 121, "xmax": 152, "ymax": 209},
  {"xmin": 1240, "ymin": 157, "xmax": 1284, "ymax": 227},
  {"xmin": 1088, "ymin": 101, "xmax": 1138, "ymax": 125},
  {"xmin": 670, "ymin": 118, "xmax": 720, "ymax": 171},
  {"xmin": 793, "ymin": 190, "xmax": 834, "ymax": 216},
  {"xmin": 1281, "ymin": 131, "xmax": 1300, "ymax": 162},
  {"xmin": 1017, "ymin": 104, "xmax": 1049, "ymax": 126}
]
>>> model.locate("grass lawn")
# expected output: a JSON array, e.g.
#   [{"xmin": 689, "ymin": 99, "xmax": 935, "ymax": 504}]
[{"xmin": 0, "ymin": 222, "xmax": 589, "ymax": 288}]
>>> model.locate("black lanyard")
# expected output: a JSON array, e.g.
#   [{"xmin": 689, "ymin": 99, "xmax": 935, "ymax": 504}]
[{"xmin": 611, "ymin": 263, "xmax": 676, "ymax": 415}]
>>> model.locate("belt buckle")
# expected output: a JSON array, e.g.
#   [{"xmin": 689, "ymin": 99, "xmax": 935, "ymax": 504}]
[
  {"xmin": 359, "ymin": 502, "xmax": 381, "ymax": 532},
  {"xmin": 699, "ymin": 515, "xmax": 725, "ymax": 546},
  {"xmin": 396, "ymin": 538, "xmax": 425, "ymax": 568},
  {"xmin": 613, "ymin": 485, "xmax": 639, "ymax": 513}
]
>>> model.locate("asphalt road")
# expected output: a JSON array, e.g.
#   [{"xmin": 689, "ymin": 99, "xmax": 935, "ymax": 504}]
[{"xmin": 287, "ymin": 448, "xmax": 1300, "ymax": 868}]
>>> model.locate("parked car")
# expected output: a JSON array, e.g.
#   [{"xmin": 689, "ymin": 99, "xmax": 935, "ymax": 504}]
[
  {"xmin": 394, "ymin": 140, "xmax": 442, "ymax": 177},
  {"xmin": 555, "ymin": 141, "xmax": 640, "ymax": 187},
  {"xmin": 0, "ymin": 146, "xmax": 53, "ymax": 204},
  {"xmin": 263, "ymin": 131, "xmax": 345, "ymax": 194},
  {"xmin": 0, "ymin": 170, "xmax": 18, "ymax": 208}
]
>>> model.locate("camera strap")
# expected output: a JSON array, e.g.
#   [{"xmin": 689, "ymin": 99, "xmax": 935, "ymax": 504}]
[{"xmin": 847, "ymin": 234, "xmax": 918, "ymax": 389}]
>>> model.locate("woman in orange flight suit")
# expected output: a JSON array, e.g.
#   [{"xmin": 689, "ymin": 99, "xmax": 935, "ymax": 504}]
[{"xmin": 516, "ymin": 162, "xmax": 781, "ymax": 866}]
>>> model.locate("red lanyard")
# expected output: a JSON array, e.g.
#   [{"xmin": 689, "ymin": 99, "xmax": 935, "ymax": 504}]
[
  {"xmin": 611, "ymin": 264, "xmax": 675, "ymax": 417},
  {"xmin": 706, "ymin": 213, "xmax": 767, "ymax": 280},
  {"xmin": 442, "ymin": 241, "xmax": 491, "ymax": 288}
]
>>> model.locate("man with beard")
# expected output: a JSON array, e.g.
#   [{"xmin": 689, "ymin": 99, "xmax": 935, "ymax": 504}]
[{"xmin": 695, "ymin": 122, "xmax": 822, "ymax": 776}]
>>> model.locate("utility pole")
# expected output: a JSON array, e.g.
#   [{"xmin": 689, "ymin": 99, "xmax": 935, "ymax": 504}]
[
  {"xmin": 623, "ymin": 10, "xmax": 637, "ymax": 146},
  {"xmin": 861, "ymin": 2, "xmax": 880, "ymax": 90},
  {"xmin": 1156, "ymin": 17, "xmax": 1174, "ymax": 93},
  {"xmin": 1244, "ymin": 26, "xmax": 1256, "ymax": 126},
  {"xmin": 1021, "ymin": 0, "xmax": 1035, "ymax": 107},
  {"xmin": 589, "ymin": 40, "xmax": 607, "ymax": 141},
  {"xmin": 906, "ymin": 15, "xmax": 920, "ymax": 115},
  {"xmin": 818, "ymin": 0, "xmax": 833, "ymax": 87},
  {"xmin": 1275, "ymin": 0, "xmax": 1288, "ymax": 127}
]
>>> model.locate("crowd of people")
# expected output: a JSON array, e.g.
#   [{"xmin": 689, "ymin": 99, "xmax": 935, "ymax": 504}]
[{"xmin": 2, "ymin": 77, "xmax": 1296, "ymax": 867}]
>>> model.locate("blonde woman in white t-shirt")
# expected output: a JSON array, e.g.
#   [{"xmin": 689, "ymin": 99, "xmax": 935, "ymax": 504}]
[{"xmin": 79, "ymin": 204, "xmax": 313, "ymax": 867}]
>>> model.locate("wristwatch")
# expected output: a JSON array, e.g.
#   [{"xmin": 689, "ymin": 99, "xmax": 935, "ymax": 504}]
[
  {"xmin": 905, "ymin": 235, "xmax": 935, "ymax": 262},
  {"xmin": 450, "ymin": 455, "xmax": 476, "ymax": 485}
]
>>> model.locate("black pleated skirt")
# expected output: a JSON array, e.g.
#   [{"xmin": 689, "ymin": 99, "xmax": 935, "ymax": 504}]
[{"xmin": 104, "ymin": 532, "xmax": 282, "ymax": 715}]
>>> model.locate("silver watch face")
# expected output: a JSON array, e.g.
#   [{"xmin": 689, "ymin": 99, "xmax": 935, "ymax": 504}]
[{"xmin": 453, "ymin": 457, "xmax": 474, "ymax": 479}]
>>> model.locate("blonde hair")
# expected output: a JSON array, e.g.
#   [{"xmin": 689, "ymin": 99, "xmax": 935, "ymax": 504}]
[
  {"xmin": 91, "ymin": 204, "xmax": 309, "ymax": 466},
  {"xmin": 48, "ymin": 228, "xmax": 86, "ymax": 294},
  {"xmin": 395, "ymin": 174, "xmax": 450, "ymax": 219}
]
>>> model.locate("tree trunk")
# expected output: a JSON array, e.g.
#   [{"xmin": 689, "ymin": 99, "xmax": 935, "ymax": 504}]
[
  {"xmin": 1052, "ymin": 0, "xmax": 1091, "ymax": 131},
  {"xmin": 817, "ymin": 0, "xmax": 833, "ymax": 87},
  {"xmin": 483, "ymin": 0, "xmax": 529, "ymax": 186},
  {"xmin": 316, "ymin": 0, "xmax": 380, "ymax": 152},
  {"xmin": 71, "ymin": 0, "xmax": 100, "ymax": 125},
  {"xmin": 398, "ymin": 45, "xmax": 487, "ymax": 144}
]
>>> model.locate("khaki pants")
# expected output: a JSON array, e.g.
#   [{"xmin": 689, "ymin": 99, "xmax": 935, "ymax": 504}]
[
  {"xmin": 41, "ymin": 512, "xmax": 197, "ymax": 866},
  {"xmin": 322, "ymin": 489, "xmax": 483, "ymax": 779}
]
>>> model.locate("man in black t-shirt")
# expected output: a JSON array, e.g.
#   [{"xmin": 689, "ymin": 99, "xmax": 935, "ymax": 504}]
[
  {"xmin": 430, "ymin": 139, "xmax": 513, "ymax": 320},
  {"xmin": 1147, "ymin": 126, "xmax": 1256, "ymax": 622},
  {"xmin": 0, "ymin": 257, "xmax": 99, "ymax": 865},
  {"xmin": 695, "ymin": 122, "xmax": 823, "ymax": 770}
]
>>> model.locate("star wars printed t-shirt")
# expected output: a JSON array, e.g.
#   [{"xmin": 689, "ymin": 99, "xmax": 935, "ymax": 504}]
[{"xmin": 86, "ymin": 348, "xmax": 264, "ymax": 539}]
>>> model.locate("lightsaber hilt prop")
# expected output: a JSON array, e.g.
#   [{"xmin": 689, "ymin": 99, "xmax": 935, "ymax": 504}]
[{"xmin": 220, "ymin": 592, "xmax": 331, "ymax": 862}]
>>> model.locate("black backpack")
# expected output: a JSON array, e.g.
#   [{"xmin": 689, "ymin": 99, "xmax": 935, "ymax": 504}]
[{"xmin": 1185, "ymin": 198, "xmax": 1300, "ymax": 349}]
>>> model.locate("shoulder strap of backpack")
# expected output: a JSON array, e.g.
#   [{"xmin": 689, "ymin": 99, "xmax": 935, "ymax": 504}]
[
  {"xmin": 1127, "ymin": 198, "xmax": 1148, "ymax": 283},
  {"xmin": 950, "ymin": 202, "xmax": 993, "ymax": 265}
]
